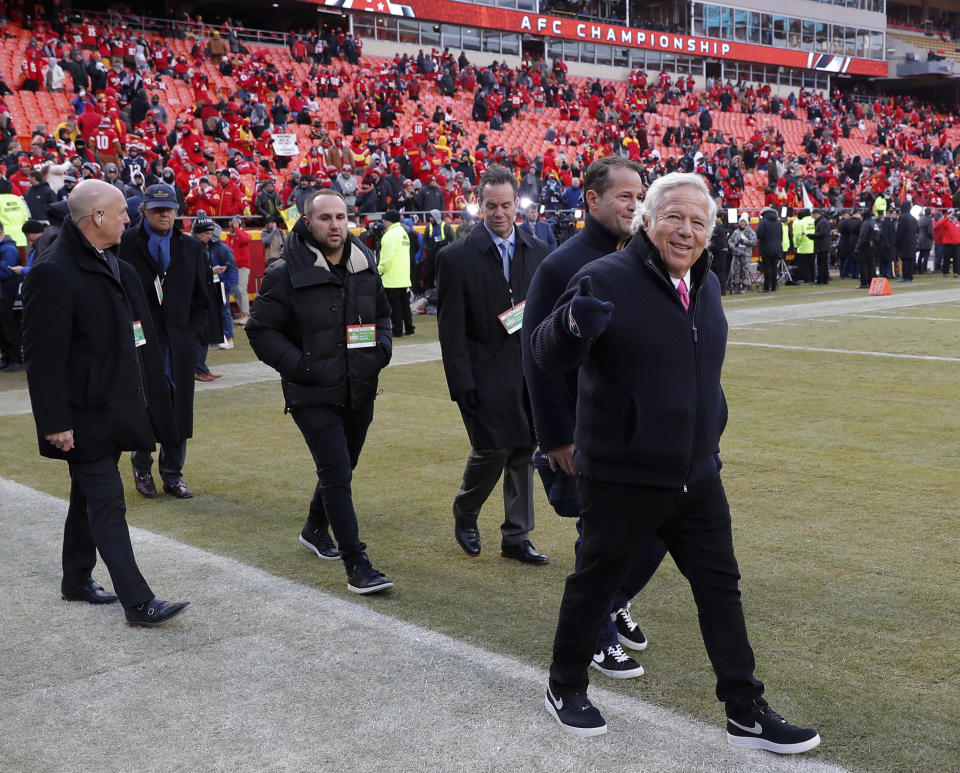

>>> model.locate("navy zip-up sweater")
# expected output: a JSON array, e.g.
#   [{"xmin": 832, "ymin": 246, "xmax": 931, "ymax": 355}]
[
  {"xmin": 531, "ymin": 229, "xmax": 728, "ymax": 488},
  {"xmin": 522, "ymin": 213, "xmax": 621, "ymax": 452}
]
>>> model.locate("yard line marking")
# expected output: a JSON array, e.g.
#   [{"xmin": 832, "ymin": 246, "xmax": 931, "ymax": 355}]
[
  {"xmin": 0, "ymin": 477, "xmax": 848, "ymax": 773},
  {"xmin": 848, "ymin": 314, "xmax": 960, "ymax": 323},
  {"xmin": 729, "ymin": 341, "xmax": 960, "ymax": 362}
]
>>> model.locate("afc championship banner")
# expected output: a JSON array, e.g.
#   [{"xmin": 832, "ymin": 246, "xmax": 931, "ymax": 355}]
[{"xmin": 319, "ymin": 0, "xmax": 887, "ymax": 78}]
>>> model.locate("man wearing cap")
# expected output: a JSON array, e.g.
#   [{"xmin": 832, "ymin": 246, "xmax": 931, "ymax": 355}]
[
  {"xmin": 118, "ymin": 183, "xmax": 211, "ymax": 499},
  {"xmin": 378, "ymin": 210, "xmax": 415, "ymax": 337},
  {"xmin": 726, "ymin": 214, "xmax": 757, "ymax": 294},
  {"xmin": 254, "ymin": 180, "xmax": 283, "ymax": 224},
  {"xmin": 190, "ymin": 217, "xmax": 228, "ymax": 378}
]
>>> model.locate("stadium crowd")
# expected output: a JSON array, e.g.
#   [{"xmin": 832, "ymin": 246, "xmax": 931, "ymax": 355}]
[{"xmin": 0, "ymin": 3, "xmax": 959, "ymax": 370}]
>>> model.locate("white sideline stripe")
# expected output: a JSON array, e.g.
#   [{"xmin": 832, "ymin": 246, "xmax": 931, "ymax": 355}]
[
  {"xmin": 725, "ymin": 286, "xmax": 960, "ymax": 327},
  {"xmin": 0, "ymin": 342, "xmax": 444, "ymax": 418},
  {"xmin": 0, "ymin": 476, "xmax": 846, "ymax": 773},
  {"xmin": 849, "ymin": 314, "xmax": 960, "ymax": 323},
  {"xmin": 729, "ymin": 341, "xmax": 960, "ymax": 362},
  {"xmin": 5, "ymin": 286, "xmax": 958, "ymax": 417}
]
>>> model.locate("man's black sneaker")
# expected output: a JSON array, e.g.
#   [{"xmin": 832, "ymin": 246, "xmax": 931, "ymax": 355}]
[
  {"xmin": 299, "ymin": 527, "xmax": 341, "ymax": 561},
  {"xmin": 589, "ymin": 644, "xmax": 644, "ymax": 679},
  {"xmin": 346, "ymin": 553, "xmax": 394, "ymax": 594},
  {"xmin": 726, "ymin": 699, "xmax": 821, "ymax": 754},
  {"xmin": 612, "ymin": 602, "xmax": 648, "ymax": 651},
  {"xmin": 544, "ymin": 685, "xmax": 607, "ymax": 737}
]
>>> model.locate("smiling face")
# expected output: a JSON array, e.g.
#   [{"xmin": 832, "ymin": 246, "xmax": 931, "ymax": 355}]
[
  {"xmin": 588, "ymin": 166, "xmax": 644, "ymax": 240},
  {"xmin": 643, "ymin": 185, "xmax": 711, "ymax": 278}
]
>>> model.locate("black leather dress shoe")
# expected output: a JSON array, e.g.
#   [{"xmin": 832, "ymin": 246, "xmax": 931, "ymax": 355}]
[
  {"xmin": 134, "ymin": 472, "xmax": 158, "ymax": 498},
  {"xmin": 61, "ymin": 578, "xmax": 118, "ymax": 604},
  {"xmin": 501, "ymin": 540, "xmax": 549, "ymax": 565},
  {"xmin": 125, "ymin": 598, "xmax": 191, "ymax": 627},
  {"xmin": 454, "ymin": 521, "xmax": 482, "ymax": 557},
  {"xmin": 162, "ymin": 481, "xmax": 194, "ymax": 499}
]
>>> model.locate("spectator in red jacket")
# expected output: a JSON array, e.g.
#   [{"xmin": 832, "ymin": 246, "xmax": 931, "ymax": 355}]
[
  {"xmin": 225, "ymin": 216, "xmax": 252, "ymax": 322},
  {"xmin": 216, "ymin": 170, "xmax": 246, "ymax": 217}
]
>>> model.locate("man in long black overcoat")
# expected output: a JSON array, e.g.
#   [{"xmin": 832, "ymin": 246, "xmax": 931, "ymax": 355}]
[
  {"xmin": 23, "ymin": 179, "xmax": 189, "ymax": 626},
  {"xmin": 118, "ymin": 184, "xmax": 210, "ymax": 499},
  {"xmin": 437, "ymin": 165, "xmax": 550, "ymax": 565}
]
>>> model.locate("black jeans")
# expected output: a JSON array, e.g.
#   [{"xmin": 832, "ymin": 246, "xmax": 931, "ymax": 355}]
[
  {"xmin": 574, "ymin": 518, "xmax": 668, "ymax": 650},
  {"xmin": 942, "ymin": 244, "xmax": 958, "ymax": 275},
  {"xmin": 385, "ymin": 287, "xmax": 414, "ymax": 336},
  {"xmin": 797, "ymin": 252, "xmax": 814, "ymax": 283},
  {"xmin": 550, "ymin": 474, "xmax": 764, "ymax": 716},
  {"xmin": 291, "ymin": 401, "xmax": 374, "ymax": 566},
  {"xmin": 65, "ymin": 455, "xmax": 153, "ymax": 607},
  {"xmin": 0, "ymin": 291, "xmax": 19, "ymax": 363}
]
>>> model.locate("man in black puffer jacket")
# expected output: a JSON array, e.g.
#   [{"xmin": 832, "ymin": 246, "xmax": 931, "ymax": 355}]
[
  {"xmin": 246, "ymin": 189, "xmax": 395, "ymax": 595},
  {"xmin": 531, "ymin": 173, "xmax": 820, "ymax": 755}
]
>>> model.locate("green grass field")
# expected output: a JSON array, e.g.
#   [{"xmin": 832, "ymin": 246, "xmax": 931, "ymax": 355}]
[{"xmin": 2, "ymin": 274, "xmax": 958, "ymax": 772}]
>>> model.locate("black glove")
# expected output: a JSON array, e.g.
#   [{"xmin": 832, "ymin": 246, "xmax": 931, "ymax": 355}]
[{"xmin": 567, "ymin": 276, "xmax": 614, "ymax": 339}]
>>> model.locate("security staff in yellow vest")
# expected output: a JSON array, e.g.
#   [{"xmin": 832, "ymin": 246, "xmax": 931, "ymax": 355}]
[
  {"xmin": 378, "ymin": 210, "xmax": 415, "ymax": 337},
  {"xmin": 791, "ymin": 209, "xmax": 816, "ymax": 284},
  {"xmin": 0, "ymin": 183, "xmax": 31, "ymax": 247}
]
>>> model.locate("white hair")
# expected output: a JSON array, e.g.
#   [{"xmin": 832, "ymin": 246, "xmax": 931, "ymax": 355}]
[{"xmin": 631, "ymin": 172, "xmax": 717, "ymax": 238}]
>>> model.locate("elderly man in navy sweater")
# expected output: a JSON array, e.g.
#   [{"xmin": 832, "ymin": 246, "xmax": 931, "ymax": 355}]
[
  {"xmin": 532, "ymin": 172, "xmax": 820, "ymax": 754},
  {"xmin": 522, "ymin": 157, "xmax": 667, "ymax": 680}
]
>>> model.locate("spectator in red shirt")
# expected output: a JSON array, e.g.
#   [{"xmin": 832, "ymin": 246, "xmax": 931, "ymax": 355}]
[{"xmin": 225, "ymin": 216, "xmax": 251, "ymax": 322}]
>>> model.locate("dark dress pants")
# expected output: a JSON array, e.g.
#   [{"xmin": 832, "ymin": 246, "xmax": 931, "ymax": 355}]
[
  {"xmin": 454, "ymin": 445, "xmax": 535, "ymax": 546},
  {"xmin": 550, "ymin": 474, "xmax": 764, "ymax": 716},
  {"xmin": 815, "ymin": 250, "xmax": 830, "ymax": 283},
  {"xmin": 385, "ymin": 287, "xmax": 414, "ymax": 335},
  {"xmin": 575, "ymin": 518, "xmax": 668, "ymax": 650},
  {"xmin": 761, "ymin": 251, "xmax": 778, "ymax": 291},
  {"xmin": 0, "ymin": 292, "xmax": 19, "ymax": 363},
  {"xmin": 292, "ymin": 401, "xmax": 373, "ymax": 567},
  {"xmin": 900, "ymin": 250, "xmax": 914, "ymax": 281},
  {"xmin": 798, "ymin": 253, "xmax": 814, "ymax": 283},
  {"xmin": 858, "ymin": 253, "xmax": 876, "ymax": 286},
  {"xmin": 942, "ymin": 244, "xmax": 958, "ymax": 275},
  {"xmin": 64, "ymin": 456, "xmax": 153, "ymax": 607},
  {"xmin": 132, "ymin": 440, "xmax": 188, "ymax": 487}
]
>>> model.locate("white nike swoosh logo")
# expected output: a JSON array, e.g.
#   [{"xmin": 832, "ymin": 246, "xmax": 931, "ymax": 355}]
[
  {"xmin": 593, "ymin": 653, "xmax": 604, "ymax": 664},
  {"xmin": 548, "ymin": 688, "xmax": 563, "ymax": 710},
  {"xmin": 728, "ymin": 718, "xmax": 763, "ymax": 734}
]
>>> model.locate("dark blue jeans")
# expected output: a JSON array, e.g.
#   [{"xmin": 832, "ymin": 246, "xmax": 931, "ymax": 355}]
[
  {"xmin": 550, "ymin": 474, "xmax": 764, "ymax": 716},
  {"xmin": 291, "ymin": 401, "xmax": 374, "ymax": 567},
  {"xmin": 65, "ymin": 455, "xmax": 153, "ymax": 608}
]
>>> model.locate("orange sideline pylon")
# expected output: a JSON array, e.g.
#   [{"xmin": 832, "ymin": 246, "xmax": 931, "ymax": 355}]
[{"xmin": 868, "ymin": 277, "xmax": 892, "ymax": 296}]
